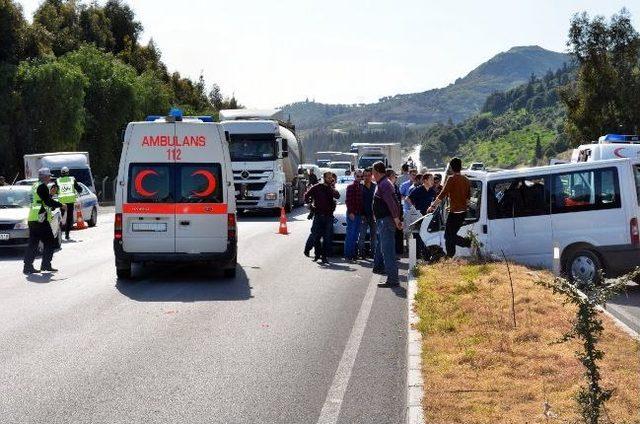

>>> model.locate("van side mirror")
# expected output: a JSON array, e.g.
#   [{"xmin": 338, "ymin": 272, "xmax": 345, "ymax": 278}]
[{"xmin": 281, "ymin": 139, "xmax": 289, "ymax": 158}]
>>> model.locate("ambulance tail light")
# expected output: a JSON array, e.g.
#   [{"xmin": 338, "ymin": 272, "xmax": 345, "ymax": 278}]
[
  {"xmin": 114, "ymin": 213, "xmax": 123, "ymax": 240},
  {"xmin": 227, "ymin": 213, "xmax": 236, "ymax": 240},
  {"xmin": 631, "ymin": 217, "xmax": 639, "ymax": 246}
]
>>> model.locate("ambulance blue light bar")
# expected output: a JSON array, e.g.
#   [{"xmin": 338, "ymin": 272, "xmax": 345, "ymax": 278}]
[
  {"xmin": 169, "ymin": 108, "xmax": 183, "ymax": 121},
  {"xmin": 145, "ymin": 115, "xmax": 163, "ymax": 121},
  {"xmin": 196, "ymin": 116, "xmax": 214, "ymax": 122},
  {"xmin": 598, "ymin": 134, "xmax": 640, "ymax": 143}
]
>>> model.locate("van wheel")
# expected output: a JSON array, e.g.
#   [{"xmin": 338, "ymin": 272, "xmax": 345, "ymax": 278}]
[
  {"xmin": 223, "ymin": 265, "xmax": 237, "ymax": 278},
  {"xmin": 88, "ymin": 208, "xmax": 97, "ymax": 227},
  {"xmin": 566, "ymin": 249, "xmax": 602, "ymax": 285},
  {"xmin": 116, "ymin": 261, "xmax": 132, "ymax": 280}
]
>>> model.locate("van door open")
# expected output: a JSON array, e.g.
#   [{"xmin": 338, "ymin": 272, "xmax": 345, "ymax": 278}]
[
  {"xmin": 174, "ymin": 123, "xmax": 228, "ymax": 254},
  {"xmin": 122, "ymin": 122, "xmax": 176, "ymax": 253}
]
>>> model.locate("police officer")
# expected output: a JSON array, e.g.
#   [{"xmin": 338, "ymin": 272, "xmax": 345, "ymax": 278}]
[
  {"xmin": 23, "ymin": 168, "xmax": 66, "ymax": 275},
  {"xmin": 56, "ymin": 166, "xmax": 81, "ymax": 240}
]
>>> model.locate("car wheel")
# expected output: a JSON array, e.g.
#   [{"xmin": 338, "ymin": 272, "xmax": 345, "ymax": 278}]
[
  {"xmin": 223, "ymin": 265, "xmax": 237, "ymax": 279},
  {"xmin": 88, "ymin": 208, "xmax": 97, "ymax": 227},
  {"xmin": 566, "ymin": 249, "xmax": 602, "ymax": 285},
  {"xmin": 116, "ymin": 259, "xmax": 132, "ymax": 280}
]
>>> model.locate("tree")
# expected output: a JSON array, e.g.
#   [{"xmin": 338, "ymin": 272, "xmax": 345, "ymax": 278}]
[
  {"xmin": 79, "ymin": 3, "xmax": 115, "ymax": 51},
  {"xmin": 561, "ymin": 9, "xmax": 640, "ymax": 144},
  {"xmin": 33, "ymin": 0, "xmax": 83, "ymax": 56},
  {"xmin": 0, "ymin": 0, "xmax": 27, "ymax": 63},
  {"xmin": 534, "ymin": 134, "xmax": 543, "ymax": 160},
  {"xmin": 14, "ymin": 58, "xmax": 87, "ymax": 157},
  {"xmin": 104, "ymin": 0, "xmax": 142, "ymax": 53}
]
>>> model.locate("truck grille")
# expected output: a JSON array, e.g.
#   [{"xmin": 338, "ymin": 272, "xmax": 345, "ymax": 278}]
[
  {"xmin": 234, "ymin": 182, "xmax": 267, "ymax": 192},
  {"xmin": 0, "ymin": 223, "xmax": 15, "ymax": 230}
]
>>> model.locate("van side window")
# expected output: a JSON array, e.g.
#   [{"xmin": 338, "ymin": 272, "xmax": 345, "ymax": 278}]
[
  {"xmin": 128, "ymin": 164, "xmax": 172, "ymax": 203},
  {"xmin": 551, "ymin": 167, "xmax": 620, "ymax": 213},
  {"xmin": 488, "ymin": 176, "xmax": 549, "ymax": 219},
  {"xmin": 177, "ymin": 164, "xmax": 223, "ymax": 203},
  {"xmin": 466, "ymin": 180, "xmax": 483, "ymax": 223}
]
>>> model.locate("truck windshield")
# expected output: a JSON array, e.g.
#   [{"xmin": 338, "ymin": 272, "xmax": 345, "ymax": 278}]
[
  {"xmin": 358, "ymin": 157, "xmax": 382, "ymax": 169},
  {"xmin": 330, "ymin": 163, "xmax": 351, "ymax": 170},
  {"xmin": 229, "ymin": 134, "xmax": 277, "ymax": 161},
  {"xmin": 51, "ymin": 168, "xmax": 93, "ymax": 189}
]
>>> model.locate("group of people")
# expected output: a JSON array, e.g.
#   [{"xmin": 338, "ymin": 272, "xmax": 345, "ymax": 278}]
[
  {"xmin": 302, "ymin": 157, "xmax": 474, "ymax": 287},
  {"xmin": 22, "ymin": 166, "xmax": 81, "ymax": 275}
]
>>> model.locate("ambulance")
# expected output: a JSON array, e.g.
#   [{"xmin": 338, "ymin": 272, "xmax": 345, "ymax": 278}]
[
  {"xmin": 572, "ymin": 134, "xmax": 640, "ymax": 163},
  {"xmin": 113, "ymin": 109, "xmax": 237, "ymax": 279}
]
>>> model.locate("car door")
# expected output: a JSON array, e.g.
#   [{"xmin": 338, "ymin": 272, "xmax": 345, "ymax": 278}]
[
  {"xmin": 487, "ymin": 179, "xmax": 519, "ymax": 259},
  {"xmin": 122, "ymin": 122, "xmax": 176, "ymax": 253},
  {"xmin": 174, "ymin": 123, "xmax": 228, "ymax": 254}
]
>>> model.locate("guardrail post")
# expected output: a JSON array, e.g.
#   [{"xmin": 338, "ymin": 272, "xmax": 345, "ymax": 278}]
[
  {"xmin": 101, "ymin": 176, "xmax": 109, "ymax": 201},
  {"xmin": 409, "ymin": 232, "xmax": 417, "ymax": 274},
  {"xmin": 552, "ymin": 241, "xmax": 561, "ymax": 276}
]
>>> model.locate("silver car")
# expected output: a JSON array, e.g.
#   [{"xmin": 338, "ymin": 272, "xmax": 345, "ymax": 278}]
[{"xmin": 0, "ymin": 186, "xmax": 63, "ymax": 248}]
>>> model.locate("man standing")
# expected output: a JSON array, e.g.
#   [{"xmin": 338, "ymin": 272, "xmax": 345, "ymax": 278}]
[
  {"xmin": 399, "ymin": 169, "xmax": 417, "ymax": 214},
  {"xmin": 308, "ymin": 168, "xmax": 319, "ymax": 185},
  {"xmin": 358, "ymin": 168, "xmax": 376, "ymax": 259},
  {"xmin": 428, "ymin": 158, "xmax": 471, "ymax": 257},
  {"xmin": 56, "ymin": 166, "xmax": 82, "ymax": 241},
  {"xmin": 23, "ymin": 168, "xmax": 65, "ymax": 274},
  {"xmin": 408, "ymin": 173, "xmax": 436, "ymax": 215},
  {"xmin": 372, "ymin": 162, "xmax": 402, "ymax": 287},
  {"xmin": 344, "ymin": 170, "xmax": 363, "ymax": 261},
  {"xmin": 304, "ymin": 171, "xmax": 339, "ymax": 264},
  {"xmin": 397, "ymin": 163, "xmax": 411, "ymax": 187}
]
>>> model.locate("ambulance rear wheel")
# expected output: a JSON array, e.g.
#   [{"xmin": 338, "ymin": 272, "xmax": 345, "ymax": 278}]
[
  {"xmin": 88, "ymin": 208, "xmax": 97, "ymax": 227},
  {"xmin": 116, "ymin": 261, "xmax": 132, "ymax": 280},
  {"xmin": 223, "ymin": 265, "xmax": 237, "ymax": 278}
]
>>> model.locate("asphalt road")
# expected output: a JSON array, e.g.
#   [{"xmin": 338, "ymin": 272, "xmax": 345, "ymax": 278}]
[
  {"xmin": 0, "ymin": 207, "xmax": 407, "ymax": 424},
  {"xmin": 607, "ymin": 283, "xmax": 640, "ymax": 335}
]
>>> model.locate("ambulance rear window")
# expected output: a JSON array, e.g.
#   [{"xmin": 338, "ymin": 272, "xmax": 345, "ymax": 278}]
[
  {"xmin": 128, "ymin": 164, "xmax": 172, "ymax": 203},
  {"xmin": 177, "ymin": 164, "xmax": 223, "ymax": 203}
]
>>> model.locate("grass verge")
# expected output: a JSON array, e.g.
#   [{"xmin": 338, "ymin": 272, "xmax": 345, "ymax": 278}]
[{"xmin": 415, "ymin": 259, "xmax": 640, "ymax": 423}]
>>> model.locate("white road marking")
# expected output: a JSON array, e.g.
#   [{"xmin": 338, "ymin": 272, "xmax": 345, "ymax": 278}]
[{"xmin": 316, "ymin": 272, "xmax": 380, "ymax": 424}]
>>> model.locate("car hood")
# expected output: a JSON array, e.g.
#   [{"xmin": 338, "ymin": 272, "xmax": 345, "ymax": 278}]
[{"xmin": 0, "ymin": 207, "xmax": 28, "ymax": 222}]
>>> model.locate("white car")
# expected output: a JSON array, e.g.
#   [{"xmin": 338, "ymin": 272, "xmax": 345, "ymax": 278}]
[
  {"xmin": 61, "ymin": 182, "xmax": 99, "ymax": 228},
  {"xmin": 0, "ymin": 185, "xmax": 63, "ymax": 248}
]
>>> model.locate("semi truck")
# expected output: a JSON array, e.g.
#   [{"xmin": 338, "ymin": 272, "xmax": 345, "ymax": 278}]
[
  {"xmin": 350, "ymin": 143, "xmax": 402, "ymax": 171},
  {"xmin": 24, "ymin": 152, "xmax": 96, "ymax": 192},
  {"xmin": 220, "ymin": 109, "xmax": 307, "ymax": 213}
]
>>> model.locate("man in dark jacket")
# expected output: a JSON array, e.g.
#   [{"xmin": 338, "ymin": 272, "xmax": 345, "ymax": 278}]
[
  {"xmin": 344, "ymin": 170, "xmax": 364, "ymax": 260},
  {"xmin": 304, "ymin": 172, "xmax": 340, "ymax": 264},
  {"xmin": 373, "ymin": 162, "xmax": 402, "ymax": 287},
  {"xmin": 358, "ymin": 168, "xmax": 376, "ymax": 259},
  {"xmin": 23, "ymin": 168, "xmax": 66, "ymax": 274}
]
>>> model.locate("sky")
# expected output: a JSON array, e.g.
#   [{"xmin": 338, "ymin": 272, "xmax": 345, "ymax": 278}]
[{"xmin": 17, "ymin": 0, "xmax": 640, "ymax": 108}]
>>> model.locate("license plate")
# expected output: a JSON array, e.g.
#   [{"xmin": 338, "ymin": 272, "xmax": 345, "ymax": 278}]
[
  {"xmin": 132, "ymin": 222, "xmax": 167, "ymax": 232},
  {"xmin": 0, "ymin": 234, "xmax": 9, "ymax": 240}
]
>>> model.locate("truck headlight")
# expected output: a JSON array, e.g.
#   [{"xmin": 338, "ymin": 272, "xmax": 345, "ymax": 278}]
[
  {"xmin": 264, "ymin": 192, "xmax": 278, "ymax": 200},
  {"xmin": 14, "ymin": 220, "xmax": 28, "ymax": 230}
]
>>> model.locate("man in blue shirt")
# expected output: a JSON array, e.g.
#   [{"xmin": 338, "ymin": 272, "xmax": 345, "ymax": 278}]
[
  {"xmin": 408, "ymin": 173, "xmax": 437, "ymax": 215},
  {"xmin": 399, "ymin": 169, "xmax": 418, "ymax": 213}
]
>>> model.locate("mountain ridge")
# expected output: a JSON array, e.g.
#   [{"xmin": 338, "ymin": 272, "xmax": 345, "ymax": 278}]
[{"xmin": 282, "ymin": 45, "xmax": 569, "ymax": 130}]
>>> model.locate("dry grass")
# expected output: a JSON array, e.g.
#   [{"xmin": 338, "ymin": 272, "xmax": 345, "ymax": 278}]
[{"xmin": 415, "ymin": 259, "xmax": 640, "ymax": 423}]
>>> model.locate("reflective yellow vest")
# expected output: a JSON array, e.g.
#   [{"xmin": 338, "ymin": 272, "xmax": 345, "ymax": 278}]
[
  {"xmin": 57, "ymin": 176, "xmax": 77, "ymax": 204},
  {"xmin": 28, "ymin": 183, "xmax": 52, "ymax": 223}
]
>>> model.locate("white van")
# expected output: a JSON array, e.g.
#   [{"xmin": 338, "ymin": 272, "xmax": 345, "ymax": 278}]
[
  {"xmin": 113, "ymin": 110, "xmax": 237, "ymax": 279},
  {"xmin": 420, "ymin": 159, "xmax": 640, "ymax": 283}
]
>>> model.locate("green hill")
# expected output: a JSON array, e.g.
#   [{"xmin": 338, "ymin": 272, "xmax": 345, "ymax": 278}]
[
  {"xmin": 282, "ymin": 46, "xmax": 569, "ymax": 130},
  {"xmin": 420, "ymin": 64, "xmax": 574, "ymax": 168}
]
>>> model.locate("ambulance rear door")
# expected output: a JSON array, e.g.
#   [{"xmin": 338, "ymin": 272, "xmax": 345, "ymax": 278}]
[
  {"xmin": 174, "ymin": 122, "xmax": 228, "ymax": 254},
  {"xmin": 122, "ymin": 122, "xmax": 176, "ymax": 253}
]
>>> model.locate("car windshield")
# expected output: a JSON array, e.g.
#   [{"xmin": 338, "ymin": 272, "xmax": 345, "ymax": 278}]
[
  {"xmin": 0, "ymin": 189, "xmax": 31, "ymax": 208},
  {"xmin": 229, "ymin": 134, "xmax": 277, "ymax": 161}
]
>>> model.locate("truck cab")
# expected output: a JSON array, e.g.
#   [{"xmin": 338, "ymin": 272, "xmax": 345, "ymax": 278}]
[
  {"xmin": 221, "ymin": 109, "xmax": 306, "ymax": 213},
  {"xmin": 113, "ymin": 110, "xmax": 237, "ymax": 279}
]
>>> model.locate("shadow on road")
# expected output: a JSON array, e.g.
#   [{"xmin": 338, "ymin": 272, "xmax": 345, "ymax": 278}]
[
  {"xmin": 610, "ymin": 283, "xmax": 640, "ymax": 307},
  {"xmin": 236, "ymin": 207, "xmax": 309, "ymax": 223},
  {"xmin": 115, "ymin": 263, "xmax": 253, "ymax": 302}
]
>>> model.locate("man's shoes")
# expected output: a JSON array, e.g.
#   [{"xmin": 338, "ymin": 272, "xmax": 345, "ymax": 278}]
[
  {"xmin": 40, "ymin": 266, "xmax": 58, "ymax": 272},
  {"xmin": 377, "ymin": 281, "xmax": 400, "ymax": 288},
  {"xmin": 312, "ymin": 256, "xmax": 320, "ymax": 262},
  {"xmin": 320, "ymin": 257, "xmax": 330, "ymax": 265},
  {"xmin": 65, "ymin": 234, "xmax": 70, "ymax": 241},
  {"xmin": 372, "ymin": 268, "xmax": 386, "ymax": 275},
  {"xmin": 23, "ymin": 266, "xmax": 39, "ymax": 275},
  {"xmin": 304, "ymin": 250, "xmax": 310, "ymax": 258}
]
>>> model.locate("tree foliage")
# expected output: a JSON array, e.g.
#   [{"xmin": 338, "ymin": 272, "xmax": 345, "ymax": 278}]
[
  {"xmin": 0, "ymin": 0, "xmax": 239, "ymax": 179},
  {"xmin": 561, "ymin": 9, "xmax": 640, "ymax": 143}
]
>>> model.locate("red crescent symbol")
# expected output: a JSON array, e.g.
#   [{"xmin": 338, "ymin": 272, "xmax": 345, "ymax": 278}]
[
  {"xmin": 613, "ymin": 147, "xmax": 626, "ymax": 158},
  {"xmin": 134, "ymin": 169, "xmax": 159, "ymax": 197},
  {"xmin": 191, "ymin": 170, "xmax": 217, "ymax": 197}
]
